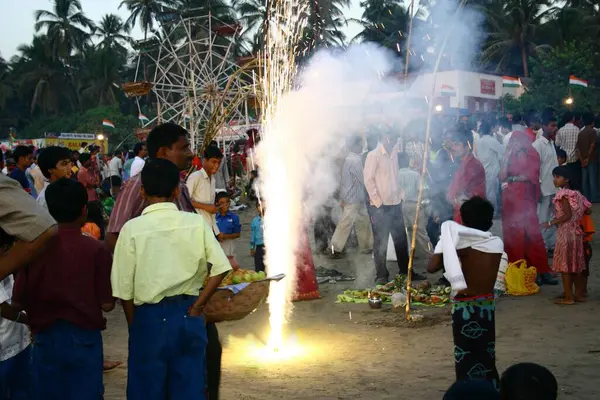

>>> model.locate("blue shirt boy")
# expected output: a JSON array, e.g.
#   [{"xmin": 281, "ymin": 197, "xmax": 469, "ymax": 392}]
[
  {"xmin": 215, "ymin": 211, "xmax": 241, "ymax": 235},
  {"xmin": 250, "ymin": 215, "xmax": 264, "ymax": 250}
]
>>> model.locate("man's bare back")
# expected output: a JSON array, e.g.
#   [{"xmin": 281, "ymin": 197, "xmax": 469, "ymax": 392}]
[{"xmin": 428, "ymin": 247, "xmax": 500, "ymax": 296}]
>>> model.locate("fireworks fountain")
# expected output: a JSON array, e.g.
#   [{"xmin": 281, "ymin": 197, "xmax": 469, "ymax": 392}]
[{"xmin": 255, "ymin": 0, "xmax": 309, "ymax": 354}]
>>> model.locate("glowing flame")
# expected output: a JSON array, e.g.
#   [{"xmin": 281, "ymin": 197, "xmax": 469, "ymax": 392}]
[{"xmin": 227, "ymin": 334, "xmax": 315, "ymax": 366}]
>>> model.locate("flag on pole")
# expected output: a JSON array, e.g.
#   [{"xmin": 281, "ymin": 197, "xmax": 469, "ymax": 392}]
[
  {"xmin": 502, "ymin": 76, "xmax": 521, "ymax": 88},
  {"xmin": 138, "ymin": 113, "xmax": 149, "ymax": 121},
  {"xmin": 569, "ymin": 75, "xmax": 588, "ymax": 88},
  {"xmin": 441, "ymin": 84, "xmax": 456, "ymax": 96},
  {"xmin": 102, "ymin": 119, "xmax": 115, "ymax": 128}
]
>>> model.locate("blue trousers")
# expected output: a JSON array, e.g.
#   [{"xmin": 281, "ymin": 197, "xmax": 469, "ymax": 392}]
[
  {"xmin": 0, "ymin": 345, "xmax": 32, "ymax": 399},
  {"xmin": 128, "ymin": 295, "xmax": 208, "ymax": 400},
  {"xmin": 32, "ymin": 321, "xmax": 103, "ymax": 400},
  {"xmin": 582, "ymin": 162, "xmax": 598, "ymax": 202}
]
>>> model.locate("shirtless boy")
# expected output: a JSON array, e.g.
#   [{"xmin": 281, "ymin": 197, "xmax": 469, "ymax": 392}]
[{"xmin": 428, "ymin": 196, "xmax": 502, "ymax": 386}]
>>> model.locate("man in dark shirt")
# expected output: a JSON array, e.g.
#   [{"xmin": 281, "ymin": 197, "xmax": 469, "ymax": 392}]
[
  {"xmin": 8, "ymin": 146, "xmax": 34, "ymax": 194},
  {"xmin": 13, "ymin": 178, "xmax": 114, "ymax": 399},
  {"xmin": 577, "ymin": 112, "xmax": 598, "ymax": 202}
]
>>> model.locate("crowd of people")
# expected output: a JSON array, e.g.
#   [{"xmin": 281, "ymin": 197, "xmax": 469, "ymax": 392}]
[
  {"xmin": 0, "ymin": 109, "xmax": 594, "ymax": 398},
  {"xmin": 0, "ymin": 123, "xmax": 321, "ymax": 399}
]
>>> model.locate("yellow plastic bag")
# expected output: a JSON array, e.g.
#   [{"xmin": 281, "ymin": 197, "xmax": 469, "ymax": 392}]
[{"xmin": 505, "ymin": 259, "xmax": 540, "ymax": 296}]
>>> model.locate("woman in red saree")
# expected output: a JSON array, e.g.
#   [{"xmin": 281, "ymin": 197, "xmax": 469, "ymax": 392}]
[
  {"xmin": 292, "ymin": 227, "xmax": 321, "ymax": 301},
  {"xmin": 500, "ymin": 131, "xmax": 551, "ymax": 278},
  {"xmin": 446, "ymin": 128, "xmax": 486, "ymax": 223}
]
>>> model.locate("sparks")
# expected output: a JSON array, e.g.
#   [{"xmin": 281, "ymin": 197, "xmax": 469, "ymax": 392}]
[{"xmin": 257, "ymin": 0, "xmax": 308, "ymax": 353}]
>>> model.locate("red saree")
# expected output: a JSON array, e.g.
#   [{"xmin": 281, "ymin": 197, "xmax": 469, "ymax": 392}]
[
  {"xmin": 292, "ymin": 228, "xmax": 321, "ymax": 301},
  {"xmin": 500, "ymin": 131, "xmax": 549, "ymax": 274},
  {"xmin": 446, "ymin": 154, "xmax": 486, "ymax": 223}
]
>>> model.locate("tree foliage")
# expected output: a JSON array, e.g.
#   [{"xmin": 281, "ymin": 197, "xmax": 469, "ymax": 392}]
[
  {"xmin": 503, "ymin": 42, "xmax": 600, "ymax": 114},
  {"xmin": 1, "ymin": 0, "xmax": 600, "ymax": 145}
]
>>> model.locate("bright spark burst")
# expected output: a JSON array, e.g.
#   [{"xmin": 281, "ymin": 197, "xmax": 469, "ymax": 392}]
[
  {"xmin": 227, "ymin": 334, "xmax": 312, "ymax": 365},
  {"xmin": 256, "ymin": 0, "xmax": 308, "ymax": 352}
]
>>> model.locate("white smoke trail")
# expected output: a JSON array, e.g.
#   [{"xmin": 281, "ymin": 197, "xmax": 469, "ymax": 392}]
[{"xmin": 257, "ymin": 0, "xmax": 485, "ymax": 349}]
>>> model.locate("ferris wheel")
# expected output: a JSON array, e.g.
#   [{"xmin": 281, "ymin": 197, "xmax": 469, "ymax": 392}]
[{"xmin": 125, "ymin": 10, "xmax": 256, "ymax": 152}]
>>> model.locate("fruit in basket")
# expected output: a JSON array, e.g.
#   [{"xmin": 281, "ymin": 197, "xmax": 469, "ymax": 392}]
[
  {"xmin": 257, "ymin": 271, "xmax": 266, "ymax": 280},
  {"xmin": 243, "ymin": 273, "xmax": 252, "ymax": 282},
  {"xmin": 232, "ymin": 275, "xmax": 242, "ymax": 284}
]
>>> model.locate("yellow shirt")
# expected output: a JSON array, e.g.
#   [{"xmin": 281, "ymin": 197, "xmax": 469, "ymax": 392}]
[{"xmin": 111, "ymin": 202, "xmax": 231, "ymax": 305}]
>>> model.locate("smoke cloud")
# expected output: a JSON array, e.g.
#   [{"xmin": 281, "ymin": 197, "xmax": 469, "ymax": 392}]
[{"xmin": 256, "ymin": 0, "xmax": 485, "ymax": 324}]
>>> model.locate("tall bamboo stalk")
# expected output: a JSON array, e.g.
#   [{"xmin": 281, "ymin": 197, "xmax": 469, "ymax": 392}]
[
  {"xmin": 403, "ymin": 0, "xmax": 415, "ymax": 84},
  {"xmin": 405, "ymin": 0, "xmax": 470, "ymax": 321}
]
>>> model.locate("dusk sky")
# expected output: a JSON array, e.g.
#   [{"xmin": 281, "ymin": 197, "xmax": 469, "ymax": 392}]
[{"xmin": 0, "ymin": 0, "xmax": 364, "ymax": 58}]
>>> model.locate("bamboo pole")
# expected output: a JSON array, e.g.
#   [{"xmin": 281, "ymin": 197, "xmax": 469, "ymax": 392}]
[
  {"xmin": 405, "ymin": 0, "xmax": 469, "ymax": 321},
  {"xmin": 403, "ymin": 0, "xmax": 415, "ymax": 84}
]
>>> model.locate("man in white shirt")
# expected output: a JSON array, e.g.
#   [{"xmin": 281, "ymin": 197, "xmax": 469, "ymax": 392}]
[
  {"xmin": 502, "ymin": 114, "xmax": 526, "ymax": 148},
  {"xmin": 555, "ymin": 112, "xmax": 581, "ymax": 190},
  {"xmin": 186, "ymin": 145, "xmax": 223, "ymax": 236},
  {"xmin": 533, "ymin": 115, "xmax": 559, "ymax": 252},
  {"xmin": 474, "ymin": 121, "xmax": 504, "ymax": 213},
  {"xmin": 129, "ymin": 142, "xmax": 147, "ymax": 178},
  {"xmin": 108, "ymin": 149, "xmax": 124, "ymax": 197}
]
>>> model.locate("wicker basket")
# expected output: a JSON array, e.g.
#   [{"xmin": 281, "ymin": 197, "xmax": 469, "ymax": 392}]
[{"xmin": 204, "ymin": 280, "xmax": 269, "ymax": 323}]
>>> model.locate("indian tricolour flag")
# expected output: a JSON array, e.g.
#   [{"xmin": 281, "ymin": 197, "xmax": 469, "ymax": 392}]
[
  {"xmin": 502, "ymin": 76, "xmax": 521, "ymax": 88},
  {"xmin": 138, "ymin": 113, "xmax": 149, "ymax": 121},
  {"xmin": 441, "ymin": 84, "xmax": 456, "ymax": 96},
  {"xmin": 569, "ymin": 75, "xmax": 588, "ymax": 88},
  {"xmin": 102, "ymin": 119, "xmax": 115, "ymax": 128}
]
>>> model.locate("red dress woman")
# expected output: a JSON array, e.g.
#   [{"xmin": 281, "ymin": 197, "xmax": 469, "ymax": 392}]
[
  {"xmin": 500, "ymin": 130, "xmax": 550, "ymax": 275},
  {"xmin": 292, "ymin": 228, "xmax": 320, "ymax": 301}
]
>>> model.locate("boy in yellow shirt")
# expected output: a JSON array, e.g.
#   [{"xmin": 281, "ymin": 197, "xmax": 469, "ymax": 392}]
[{"xmin": 111, "ymin": 159, "xmax": 231, "ymax": 400}]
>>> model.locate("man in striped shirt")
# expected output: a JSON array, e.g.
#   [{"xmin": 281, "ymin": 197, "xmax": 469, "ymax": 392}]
[
  {"xmin": 106, "ymin": 123, "xmax": 224, "ymax": 399},
  {"xmin": 330, "ymin": 136, "xmax": 373, "ymax": 257},
  {"xmin": 556, "ymin": 112, "xmax": 582, "ymax": 190}
]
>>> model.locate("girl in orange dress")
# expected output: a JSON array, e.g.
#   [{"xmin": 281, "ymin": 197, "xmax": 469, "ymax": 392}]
[{"xmin": 541, "ymin": 166, "xmax": 591, "ymax": 305}]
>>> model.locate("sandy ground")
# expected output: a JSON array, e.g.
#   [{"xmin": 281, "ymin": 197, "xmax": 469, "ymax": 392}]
[{"xmin": 103, "ymin": 205, "xmax": 600, "ymax": 400}]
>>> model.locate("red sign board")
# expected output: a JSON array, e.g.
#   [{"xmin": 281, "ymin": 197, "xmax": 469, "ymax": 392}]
[{"xmin": 480, "ymin": 79, "xmax": 496, "ymax": 95}]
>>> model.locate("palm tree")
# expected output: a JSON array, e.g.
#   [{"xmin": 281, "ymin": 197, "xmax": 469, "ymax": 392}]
[
  {"xmin": 306, "ymin": 0, "xmax": 349, "ymax": 49},
  {"xmin": 119, "ymin": 0, "xmax": 182, "ymax": 40},
  {"xmin": 79, "ymin": 46, "xmax": 123, "ymax": 107},
  {"xmin": 34, "ymin": 0, "xmax": 95, "ymax": 60},
  {"xmin": 234, "ymin": 0, "xmax": 268, "ymax": 51},
  {"xmin": 95, "ymin": 14, "xmax": 132, "ymax": 54},
  {"xmin": 481, "ymin": 0, "xmax": 552, "ymax": 77},
  {"xmin": 12, "ymin": 36, "xmax": 72, "ymax": 115},
  {"xmin": 0, "ymin": 56, "xmax": 12, "ymax": 110},
  {"xmin": 351, "ymin": 0, "xmax": 412, "ymax": 51}
]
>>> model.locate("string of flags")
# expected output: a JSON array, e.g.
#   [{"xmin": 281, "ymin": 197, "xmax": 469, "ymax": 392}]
[
  {"xmin": 138, "ymin": 113, "xmax": 149, "ymax": 121},
  {"xmin": 102, "ymin": 119, "xmax": 115, "ymax": 128}
]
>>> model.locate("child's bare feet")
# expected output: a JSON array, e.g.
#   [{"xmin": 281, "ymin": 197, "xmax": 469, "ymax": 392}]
[
  {"xmin": 554, "ymin": 298, "xmax": 575, "ymax": 305},
  {"xmin": 574, "ymin": 296, "xmax": 586, "ymax": 303}
]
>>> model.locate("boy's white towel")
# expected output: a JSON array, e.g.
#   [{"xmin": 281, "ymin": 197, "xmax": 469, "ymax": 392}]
[{"xmin": 434, "ymin": 220, "xmax": 504, "ymax": 291}]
